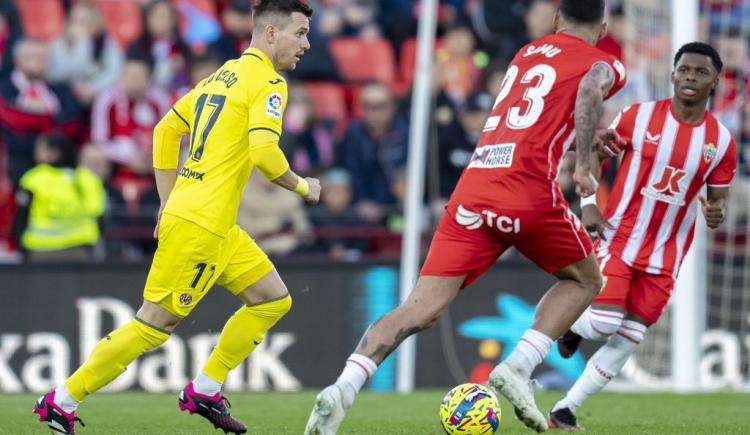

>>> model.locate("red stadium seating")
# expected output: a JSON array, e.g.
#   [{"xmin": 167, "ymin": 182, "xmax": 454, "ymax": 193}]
[
  {"xmin": 329, "ymin": 38, "xmax": 397, "ymax": 87},
  {"xmin": 16, "ymin": 0, "xmax": 65, "ymax": 42},
  {"xmin": 94, "ymin": 0, "xmax": 143, "ymax": 48},
  {"xmin": 303, "ymin": 82, "xmax": 348, "ymax": 138}
]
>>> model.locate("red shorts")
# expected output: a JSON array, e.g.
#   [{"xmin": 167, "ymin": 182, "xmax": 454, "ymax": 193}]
[
  {"xmin": 420, "ymin": 202, "xmax": 592, "ymax": 289},
  {"xmin": 594, "ymin": 254, "xmax": 674, "ymax": 325}
]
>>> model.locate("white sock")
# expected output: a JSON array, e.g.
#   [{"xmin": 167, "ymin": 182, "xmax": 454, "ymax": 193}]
[
  {"xmin": 53, "ymin": 384, "xmax": 79, "ymax": 414},
  {"xmin": 504, "ymin": 329, "xmax": 553, "ymax": 378},
  {"xmin": 334, "ymin": 353, "xmax": 378, "ymax": 409},
  {"xmin": 570, "ymin": 307, "xmax": 624, "ymax": 341},
  {"xmin": 553, "ymin": 321, "xmax": 645, "ymax": 413},
  {"xmin": 193, "ymin": 372, "xmax": 222, "ymax": 397}
]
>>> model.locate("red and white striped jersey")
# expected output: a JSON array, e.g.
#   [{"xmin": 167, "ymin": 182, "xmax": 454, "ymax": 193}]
[
  {"xmin": 598, "ymin": 99, "xmax": 738, "ymax": 277},
  {"xmin": 450, "ymin": 33, "xmax": 627, "ymax": 210}
]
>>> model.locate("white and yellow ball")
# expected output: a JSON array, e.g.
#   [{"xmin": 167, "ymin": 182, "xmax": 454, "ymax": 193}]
[{"xmin": 439, "ymin": 383, "xmax": 502, "ymax": 434}]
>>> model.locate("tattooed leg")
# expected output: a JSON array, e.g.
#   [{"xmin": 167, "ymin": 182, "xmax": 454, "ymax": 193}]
[{"xmin": 353, "ymin": 275, "xmax": 464, "ymax": 364}]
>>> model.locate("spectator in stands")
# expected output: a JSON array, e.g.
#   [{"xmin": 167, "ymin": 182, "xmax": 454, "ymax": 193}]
[
  {"xmin": 47, "ymin": 2, "xmax": 124, "ymax": 107},
  {"xmin": 14, "ymin": 133, "xmax": 105, "ymax": 262},
  {"xmin": 91, "ymin": 54, "xmax": 171, "ymax": 175},
  {"xmin": 436, "ymin": 89, "xmax": 493, "ymax": 199},
  {"xmin": 483, "ymin": 60, "xmax": 507, "ymax": 96},
  {"xmin": 0, "ymin": 39, "xmax": 81, "ymax": 184},
  {"xmin": 317, "ymin": 0, "xmax": 381, "ymax": 39},
  {"xmin": 308, "ymin": 168, "xmax": 369, "ymax": 261},
  {"xmin": 469, "ymin": 0, "xmax": 529, "ymax": 61},
  {"xmin": 237, "ymin": 172, "xmax": 312, "ymax": 257},
  {"xmin": 210, "ymin": 0, "xmax": 253, "ymax": 62},
  {"xmin": 173, "ymin": 51, "xmax": 222, "ymax": 100},
  {"xmin": 523, "ymin": 0, "xmax": 556, "ymax": 42},
  {"xmin": 0, "ymin": 0, "xmax": 23, "ymax": 78},
  {"xmin": 280, "ymin": 82, "xmax": 335, "ymax": 176},
  {"xmin": 436, "ymin": 21, "xmax": 486, "ymax": 106},
  {"xmin": 713, "ymin": 26, "xmax": 748, "ymax": 134},
  {"xmin": 338, "ymin": 81, "xmax": 409, "ymax": 223},
  {"xmin": 128, "ymin": 0, "xmax": 191, "ymax": 92}
]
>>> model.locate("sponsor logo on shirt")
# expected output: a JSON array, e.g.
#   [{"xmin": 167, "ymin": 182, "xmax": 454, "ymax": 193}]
[
  {"xmin": 179, "ymin": 167, "xmax": 206, "ymax": 181},
  {"xmin": 467, "ymin": 143, "xmax": 515, "ymax": 169},
  {"xmin": 266, "ymin": 92, "xmax": 283, "ymax": 120},
  {"xmin": 640, "ymin": 166, "xmax": 687, "ymax": 206},
  {"xmin": 644, "ymin": 131, "xmax": 661, "ymax": 144},
  {"xmin": 455, "ymin": 205, "xmax": 521, "ymax": 234}
]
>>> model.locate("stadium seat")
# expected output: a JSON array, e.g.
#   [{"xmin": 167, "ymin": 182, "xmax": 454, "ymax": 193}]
[
  {"xmin": 16, "ymin": 0, "xmax": 65, "ymax": 42},
  {"xmin": 329, "ymin": 38, "xmax": 397, "ymax": 87},
  {"xmin": 303, "ymin": 81, "xmax": 348, "ymax": 138},
  {"xmin": 94, "ymin": 0, "xmax": 143, "ymax": 48}
]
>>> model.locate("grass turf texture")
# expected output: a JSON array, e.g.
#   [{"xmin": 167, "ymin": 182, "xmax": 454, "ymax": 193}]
[{"xmin": 4, "ymin": 391, "xmax": 749, "ymax": 434}]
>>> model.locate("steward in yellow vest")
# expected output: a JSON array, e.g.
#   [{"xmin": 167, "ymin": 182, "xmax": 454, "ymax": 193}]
[{"xmin": 14, "ymin": 134, "xmax": 106, "ymax": 254}]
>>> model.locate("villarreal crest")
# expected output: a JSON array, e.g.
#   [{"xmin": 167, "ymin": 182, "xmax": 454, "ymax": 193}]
[{"xmin": 703, "ymin": 143, "xmax": 717, "ymax": 164}]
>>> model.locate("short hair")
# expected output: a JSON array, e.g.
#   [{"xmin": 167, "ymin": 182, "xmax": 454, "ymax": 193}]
[
  {"xmin": 13, "ymin": 38, "xmax": 46, "ymax": 62},
  {"xmin": 38, "ymin": 133, "xmax": 78, "ymax": 168},
  {"xmin": 559, "ymin": 0, "xmax": 605, "ymax": 24},
  {"xmin": 253, "ymin": 0, "xmax": 313, "ymax": 28},
  {"xmin": 674, "ymin": 42, "xmax": 723, "ymax": 73}
]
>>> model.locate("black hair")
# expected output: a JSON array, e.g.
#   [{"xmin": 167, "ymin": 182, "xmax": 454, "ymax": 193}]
[
  {"xmin": 38, "ymin": 134, "xmax": 78, "ymax": 168},
  {"xmin": 125, "ymin": 46, "xmax": 155, "ymax": 70},
  {"xmin": 253, "ymin": 0, "xmax": 313, "ymax": 20},
  {"xmin": 674, "ymin": 42, "xmax": 723, "ymax": 73},
  {"xmin": 559, "ymin": 0, "xmax": 605, "ymax": 24}
]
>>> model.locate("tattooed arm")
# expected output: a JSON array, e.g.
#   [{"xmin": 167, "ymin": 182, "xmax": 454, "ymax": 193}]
[{"xmin": 573, "ymin": 62, "xmax": 615, "ymax": 197}]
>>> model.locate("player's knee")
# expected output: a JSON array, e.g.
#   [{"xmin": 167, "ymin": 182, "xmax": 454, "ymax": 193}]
[
  {"xmin": 616, "ymin": 319, "xmax": 647, "ymax": 345},
  {"xmin": 252, "ymin": 293, "xmax": 292, "ymax": 320},
  {"xmin": 580, "ymin": 271, "xmax": 604, "ymax": 299},
  {"xmin": 588, "ymin": 308, "xmax": 623, "ymax": 339}
]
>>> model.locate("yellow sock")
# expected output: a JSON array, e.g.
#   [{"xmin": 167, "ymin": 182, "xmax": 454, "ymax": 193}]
[
  {"xmin": 203, "ymin": 294, "xmax": 292, "ymax": 383},
  {"xmin": 66, "ymin": 319, "xmax": 169, "ymax": 402}
]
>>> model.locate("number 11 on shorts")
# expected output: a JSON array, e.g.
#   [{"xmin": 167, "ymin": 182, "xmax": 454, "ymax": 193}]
[{"xmin": 191, "ymin": 262, "xmax": 216, "ymax": 292}]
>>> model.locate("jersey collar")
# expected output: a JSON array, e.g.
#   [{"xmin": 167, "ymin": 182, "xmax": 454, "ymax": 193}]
[{"xmin": 242, "ymin": 48, "xmax": 274, "ymax": 68}]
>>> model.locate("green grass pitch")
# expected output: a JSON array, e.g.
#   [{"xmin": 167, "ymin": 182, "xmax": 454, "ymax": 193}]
[{"xmin": 4, "ymin": 391, "xmax": 749, "ymax": 434}]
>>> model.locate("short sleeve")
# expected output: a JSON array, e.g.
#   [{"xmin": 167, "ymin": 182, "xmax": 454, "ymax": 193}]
[
  {"xmin": 707, "ymin": 136, "xmax": 738, "ymax": 187},
  {"xmin": 609, "ymin": 104, "xmax": 637, "ymax": 152},
  {"xmin": 247, "ymin": 80, "xmax": 287, "ymax": 137},
  {"xmin": 171, "ymin": 89, "xmax": 194, "ymax": 130},
  {"xmin": 602, "ymin": 57, "xmax": 627, "ymax": 100}
]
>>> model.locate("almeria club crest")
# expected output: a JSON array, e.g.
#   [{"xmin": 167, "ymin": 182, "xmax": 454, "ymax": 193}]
[{"xmin": 703, "ymin": 143, "xmax": 717, "ymax": 164}]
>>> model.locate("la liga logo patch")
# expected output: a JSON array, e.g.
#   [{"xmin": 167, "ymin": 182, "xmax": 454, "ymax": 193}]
[{"xmin": 266, "ymin": 92, "xmax": 283, "ymax": 120}]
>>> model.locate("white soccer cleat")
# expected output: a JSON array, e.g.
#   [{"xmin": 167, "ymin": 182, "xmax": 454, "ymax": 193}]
[
  {"xmin": 489, "ymin": 362, "xmax": 548, "ymax": 433},
  {"xmin": 304, "ymin": 385, "xmax": 347, "ymax": 435}
]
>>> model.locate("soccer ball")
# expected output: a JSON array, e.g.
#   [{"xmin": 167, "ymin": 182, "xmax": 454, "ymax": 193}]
[{"xmin": 439, "ymin": 383, "xmax": 502, "ymax": 434}]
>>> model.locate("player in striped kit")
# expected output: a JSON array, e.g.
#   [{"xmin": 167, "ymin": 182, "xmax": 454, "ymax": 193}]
[{"xmin": 549, "ymin": 42, "xmax": 737, "ymax": 430}]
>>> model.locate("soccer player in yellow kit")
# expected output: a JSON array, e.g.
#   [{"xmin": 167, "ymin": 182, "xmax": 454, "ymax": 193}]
[{"xmin": 33, "ymin": 2, "xmax": 318, "ymax": 434}]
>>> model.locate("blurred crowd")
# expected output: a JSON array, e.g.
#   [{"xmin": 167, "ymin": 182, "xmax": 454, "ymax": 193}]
[{"xmin": 0, "ymin": 0, "xmax": 747, "ymax": 263}]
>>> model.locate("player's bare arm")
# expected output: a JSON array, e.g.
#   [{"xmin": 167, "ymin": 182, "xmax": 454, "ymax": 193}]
[
  {"xmin": 573, "ymin": 62, "xmax": 615, "ymax": 197},
  {"xmin": 700, "ymin": 187, "xmax": 729, "ymax": 229},
  {"xmin": 272, "ymin": 169, "xmax": 321, "ymax": 205},
  {"xmin": 581, "ymin": 128, "xmax": 626, "ymax": 240}
]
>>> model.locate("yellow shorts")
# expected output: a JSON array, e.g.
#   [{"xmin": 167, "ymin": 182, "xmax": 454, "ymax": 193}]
[{"xmin": 143, "ymin": 213, "xmax": 274, "ymax": 317}]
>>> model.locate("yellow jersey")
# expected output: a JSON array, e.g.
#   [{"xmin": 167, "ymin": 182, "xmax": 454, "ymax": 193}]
[{"xmin": 158, "ymin": 48, "xmax": 288, "ymax": 236}]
